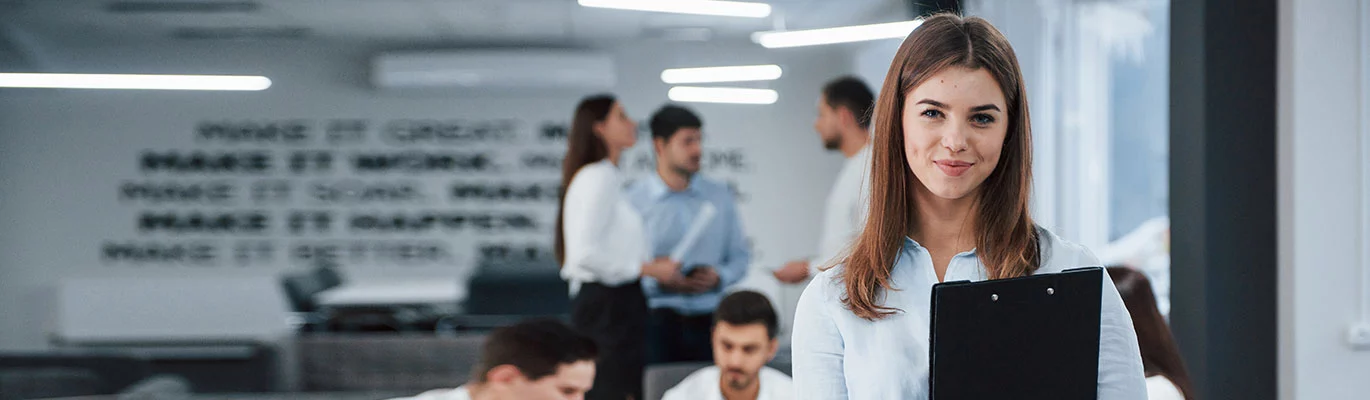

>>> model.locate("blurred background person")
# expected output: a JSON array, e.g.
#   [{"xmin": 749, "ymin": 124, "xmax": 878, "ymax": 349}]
[
  {"xmin": 1098, "ymin": 218, "xmax": 1173, "ymax": 318},
  {"xmin": 628, "ymin": 105, "xmax": 752, "ymax": 364},
  {"xmin": 661, "ymin": 290, "xmax": 792, "ymax": 400},
  {"xmin": 774, "ymin": 77, "xmax": 876, "ymax": 284},
  {"xmin": 388, "ymin": 319, "xmax": 598, "ymax": 400},
  {"xmin": 1108, "ymin": 267, "xmax": 1194, "ymax": 400},
  {"xmin": 557, "ymin": 95, "xmax": 681, "ymax": 400}
]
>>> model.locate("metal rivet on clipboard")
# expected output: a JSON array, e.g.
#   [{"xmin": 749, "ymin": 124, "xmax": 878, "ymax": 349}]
[
  {"xmin": 1047, "ymin": 288, "xmax": 1055, "ymax": 295},
  {"xmin": 991, "ymin": 294, "xmax": 999, "ymax": 302}
]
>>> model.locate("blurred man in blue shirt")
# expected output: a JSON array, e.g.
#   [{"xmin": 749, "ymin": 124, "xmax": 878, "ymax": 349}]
[{"xmin": 627, "ymin": 105, "xmax": 752, "ymax": 364}]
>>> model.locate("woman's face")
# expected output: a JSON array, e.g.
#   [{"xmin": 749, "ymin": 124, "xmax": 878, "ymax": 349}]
[
  {"xmin": 596, "ymin": 102, "xmax": 638, "ymax": 150},
  {"xmin": 902, "ymin": 67, "xmax": 1009, "ymax": 200}
]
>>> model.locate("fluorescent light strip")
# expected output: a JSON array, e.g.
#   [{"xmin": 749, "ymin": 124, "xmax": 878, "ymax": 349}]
[
  {"xmin": 0, "ymin": 73, "xmax": 272, "ymax": 91},
  {"xmin": 661, "ymin": 64, "xmax": 782, "ymax": 84},
  {"xmin": 752, "ymin": 19, "xmax": 924, "ymax": 48},
  {"xmin": 578, "ymin": 0, "xmax": 770, "ymax": 18},
  {"xmin": 668, "ymin": 86, "xmax": 777, "ymax": 105}
]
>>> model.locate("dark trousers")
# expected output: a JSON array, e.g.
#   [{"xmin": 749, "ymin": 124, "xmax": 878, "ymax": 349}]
[
  {"xmin": 572, "ymin": 282, "xmax": 647, "ymax": 400},
  {"xmin": 647, "ymin": 308, "xmax": 715, "ymax": 364}
]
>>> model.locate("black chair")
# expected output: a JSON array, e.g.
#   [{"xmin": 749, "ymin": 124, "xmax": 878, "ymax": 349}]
[
  {"xmin": 280, "ymin": 266, "xmax": 345, "ymax": 314},
  {"xmin": 281, "ymin": 266, "xmax": 415, "ymax": 333},
  {"xmin": 463, "ymin": 259, "xmax": 569, "ymax": 316},
  {"xmin": 314, "ymin": 266, "xmax": 344, "ymax": 291},
  {"xmin": 450, "ymin": 258, "xmax": 570, "ymax": 331}
]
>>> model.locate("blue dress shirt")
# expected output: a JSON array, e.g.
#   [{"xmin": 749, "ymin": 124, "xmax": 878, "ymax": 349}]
[{"xmin": 625, "ymin": 173, "xmax": 751, "ymax": 315}]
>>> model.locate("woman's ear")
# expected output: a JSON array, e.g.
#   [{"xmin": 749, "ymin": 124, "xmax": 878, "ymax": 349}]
[{"xmin": 591, "ymin": 120, "xmax": 607, "ymax": 139}]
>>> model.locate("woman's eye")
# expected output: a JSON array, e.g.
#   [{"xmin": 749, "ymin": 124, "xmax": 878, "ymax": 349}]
[
  {"xmin": 921, "ymin": 109, "xmax": 943, "ymax": 118},
  {"xmin": 971, "ymin": 114, "xmax": 996, "ymax": 125}
]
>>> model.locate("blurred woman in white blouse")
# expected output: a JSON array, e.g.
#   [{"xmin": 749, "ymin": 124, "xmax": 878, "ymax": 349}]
[
  {"xmin": 1108, "ymin": 267, "xmax": 1195, "ymax": 400},
  {"xmin": 554, "ymin": 94, "xmax": 681, "ymax": 400},
  {"xmin": 790, "ymin": 13, "xmax": 1147, "ymax": 399}
]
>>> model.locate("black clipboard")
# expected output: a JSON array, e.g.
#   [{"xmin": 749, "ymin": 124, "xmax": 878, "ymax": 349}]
[{"xmin": 929, "ymin": 267, "xmax": 1103, "ymax": 400}]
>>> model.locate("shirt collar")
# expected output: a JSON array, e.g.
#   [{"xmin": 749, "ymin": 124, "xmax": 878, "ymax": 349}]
[
  {"xmin": 903, "ymin": 236, "xmax": 924, "ymax": 250},
  {"xmin": 601, "ymin": 158, "xmax": 619, "ymax": 169},
  {"xmin": 903, "ymin": 236, "xmax": 979, "ymax": 257},
  {"xmin": 855, "ymin": 143, "xmax": 872, "ymax": 159},
  {"xmin": 644, "ymin": 171, "xmax": 701, "ymax": 200}
]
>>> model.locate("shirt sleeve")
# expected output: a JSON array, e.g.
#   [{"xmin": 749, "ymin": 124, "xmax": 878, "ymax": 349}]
[
  {"xmin": 1087, "ymin": 251, "xmax": 1149, "ymax": 400},
  {"xmin": 714, "ymin": 192, "xmax": 751, "ymax": 289},
  {"xmin": 660, "ymin": 385, "xmax": 685, "ymax": 400},
  {"xmin": 641, "ymin": 273, "xmax": 664, "ymax": 296},
  {"xmin": 791, "ymin": 270, "xmax": 848, "ymax": 399},
  {"xmin": 563, "ymin": 166, "xmax": 641, "ymax": 283},
  {"xmin": 810, "ymin": 157, "xmax": 871, "ymax": 276}
]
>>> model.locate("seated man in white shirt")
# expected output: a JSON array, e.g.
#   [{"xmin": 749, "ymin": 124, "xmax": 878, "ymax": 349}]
[
  {"xmin": 662, "ymin": 291, "xmax": 793, "ymax": 400},
  {"xmin": 389, "ymin": 319, "xmax": 598, "ymax": 400}
]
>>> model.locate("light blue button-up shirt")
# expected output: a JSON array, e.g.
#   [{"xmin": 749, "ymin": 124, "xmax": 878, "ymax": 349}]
[
  {"xmin": 791, "ymin": 227, "xmax": 1148, "ymax": 400},
  {"xmin": 625, "ymin": 173, "xmax": 751, "ymax": 315}
]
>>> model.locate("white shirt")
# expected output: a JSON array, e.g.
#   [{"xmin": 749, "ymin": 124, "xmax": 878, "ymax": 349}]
[
  {"xmin": 386, "ymin": 386, "xmax": 470, "ymax": 400},
  {"xmin": 809, "ymin": 145, "xmax": 871, "ymax": 275},
  {"xmin": 560, "ymin": 159, "xmax": 650, "ymax": 292},
  {"xmin": 1145, "ymin": 376, "xmax": 1185, "ymax": 400},
  {"xmin": 661, "ymin": 366, "xmax": 794, "ymax": 400},
  {"xmin": 791, "ymin": 228, "xmax": 1147, "ymax": 400}
]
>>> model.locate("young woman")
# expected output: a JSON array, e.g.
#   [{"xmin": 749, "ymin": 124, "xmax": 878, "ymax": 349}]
[
  {"xmin": 1108, "ymin": 267, "xmax": 1196, "ymax": 400},
  {"xmin": 555, "ymin": 95, "xmax": 680, "ymax": 400},
  {"xmin": 790, "ymin": 14, "xmax": 1147, "ymax": 399}
]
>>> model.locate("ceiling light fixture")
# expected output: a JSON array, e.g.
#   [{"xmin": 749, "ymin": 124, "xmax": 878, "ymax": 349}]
[
  {"xmin": 578, "ymin": 0, "xmax": 771, "ymax": 18},
  {"xmin": 0, "ymin": 73, "xmax": 272, "ymax": 91},
  {"xmin": 661, "ymin": 64, "xmax": 782, "ymax": 84},
  {"xmin": 668, "ymin": 86, "xmax": 778, "ymax": 104},
  {"xmin": 752, "ymin": 19, "xmax": 924, "ymax": 48}
]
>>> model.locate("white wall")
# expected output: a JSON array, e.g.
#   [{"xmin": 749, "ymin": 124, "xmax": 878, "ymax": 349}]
[
  {"xmin": 0, "ymin": 39, "xmax": 854, "ymax": 350},
  {"xmin": 1278, "ymin": 0, "xmax": 1370, "ymax": 398}
]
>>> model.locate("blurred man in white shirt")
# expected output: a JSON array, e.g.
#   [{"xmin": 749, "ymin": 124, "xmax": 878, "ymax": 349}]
[
  {"xmin": 775, "ymin": 76, "xmax": 876, "ymax": 283},
  {"xmin": 388, "ymin": 319, "xmax": 598, "ymax": 400},
  {"xmin": 662, "ymin": 291, "xmax": 793, "ymax": 400}
]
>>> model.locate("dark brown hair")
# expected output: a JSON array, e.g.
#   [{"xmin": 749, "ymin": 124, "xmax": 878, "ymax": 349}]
[
  {"xmin": 553, "ymin": 94, "xmax": 616, "ymax": 266},
  {"xmin": 471, "ymin": 318, "xmax": 598, "ymax": 382},
  {"xmin": 821, "ymin": 76, "xmax": 876, "ymax": 129},
  {"xmin": 649, "ymin": 104, "xmax": 702, "ymax": 141},
  {"xmin": 841, "ymin": 13, "xmax": 1040, "ymax": 320},
  {"xmin": 1109, "ymin": 267, "xmax": 1196, "ymax": 400},
  {"xmin": 714, "ymin": 290, "xmax": 780, "ymax": 339}
]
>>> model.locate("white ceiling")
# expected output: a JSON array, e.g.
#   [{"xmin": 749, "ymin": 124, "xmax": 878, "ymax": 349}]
[{"xmin": 0, "ymin": 0, "xmax": 907, "ymax": 51}]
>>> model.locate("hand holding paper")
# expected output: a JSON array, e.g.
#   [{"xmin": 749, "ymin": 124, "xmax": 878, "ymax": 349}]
[{"xmin": 669, "ymin": 202, "xmax": 717, "ymax": 263}]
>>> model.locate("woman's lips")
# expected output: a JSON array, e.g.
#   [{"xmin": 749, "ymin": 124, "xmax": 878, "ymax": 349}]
[{"xmin": 934, "ymin": 160, "xmax": 973, "ymax": 177}]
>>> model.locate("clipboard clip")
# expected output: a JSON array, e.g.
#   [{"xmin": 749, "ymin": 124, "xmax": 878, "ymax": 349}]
[{"xmin": 991, "ymin": 287, "xmax": 1056, "ymax": 302}]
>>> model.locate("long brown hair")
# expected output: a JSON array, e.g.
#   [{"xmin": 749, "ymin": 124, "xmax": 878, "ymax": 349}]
[
  {"xmin": 553, "ymin": 94, "xmax": 616, "ymax": 266},
  {"xmin": 841, "ymin": 13, "xmax": 1039, "ymax": 320},
  {"xmin": 1108, "ymin": 267, "xmax": 1196, "ymax": 400}
]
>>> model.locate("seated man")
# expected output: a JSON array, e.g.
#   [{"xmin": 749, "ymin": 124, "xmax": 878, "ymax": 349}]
[
  {"xmin": 662, "ymin": 291, "xmax": 793, "ymax": 400},
  {"xmin": 389, "ymin": 318, "xmax": 598, "ymax": 400}
]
